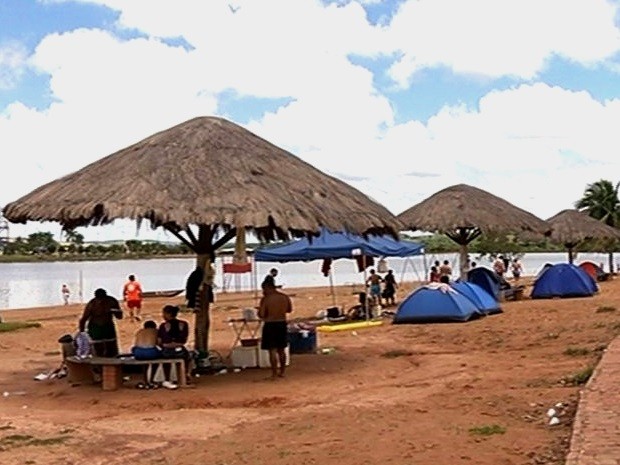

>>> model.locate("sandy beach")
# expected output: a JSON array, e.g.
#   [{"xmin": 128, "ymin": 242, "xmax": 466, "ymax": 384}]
[{"xmin": 1, "ymin": 277, "xmax": 619, "ymax": 465}]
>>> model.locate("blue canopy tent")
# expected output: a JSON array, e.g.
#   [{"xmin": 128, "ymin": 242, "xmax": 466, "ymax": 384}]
[
  {"xmin": 254, "ymin": 228, "xmax": 424, "ymax": 310},
  {"xmin": 254, "ymin": 228, "xmax": 424, "ymax": 261}
]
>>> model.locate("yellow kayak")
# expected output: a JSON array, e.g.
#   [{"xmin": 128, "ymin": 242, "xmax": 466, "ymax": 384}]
[{"xmin": 316, "ymin": 320, "xmax": 383, "ymax": 332}]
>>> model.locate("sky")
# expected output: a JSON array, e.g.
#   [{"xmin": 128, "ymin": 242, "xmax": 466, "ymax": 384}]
[{"xmin": 1, "ymin": 0, "xmax": 620, "ymax": 243}]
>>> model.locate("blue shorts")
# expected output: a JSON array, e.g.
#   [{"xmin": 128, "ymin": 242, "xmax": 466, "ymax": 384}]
[
  {"xmin": 370, "ymin": 284, "xmax": 381, "ymax": 297},
  {"xmin": 131, "ymin": 346, "xmax": 161, "ymax": 360}
]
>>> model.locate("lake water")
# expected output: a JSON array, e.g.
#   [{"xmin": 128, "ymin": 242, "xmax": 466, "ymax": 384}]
[{"xmin": 0, "ymin": 252, "xmax": 618, "ymax": 310}]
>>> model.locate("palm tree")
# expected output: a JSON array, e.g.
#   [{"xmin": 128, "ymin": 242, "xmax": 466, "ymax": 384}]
[{"xmin": 575, "ymin": 179, "xmax": 620, "ymax": 273}]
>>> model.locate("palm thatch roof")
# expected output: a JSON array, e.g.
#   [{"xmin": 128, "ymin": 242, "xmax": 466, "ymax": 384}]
[
  {"xmin": 2, "ymin": 117, "xmax": 400, "ymax": 242},
  {"xmin": 546, "ymin": 209, "xmax": 620, "ymax": 246},
  {"xmin": 397, "ymin": 184, "xmax": 550, "ymax": 278},
  {"xmin": 396, "ymin": 184, "xmax": 550, "ymax": 242}
]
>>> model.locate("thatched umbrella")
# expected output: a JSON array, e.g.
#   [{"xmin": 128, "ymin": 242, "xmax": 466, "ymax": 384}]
[
  {"xmin": 3, "ymin": 116, "xmax": 400, "ymax": 354},
  {"xmin": 396, "ymin": 184, "xmax": 551, "ymax": 279},
  {"xmin": 546, "ymin": 209, "xmax": 620, "ymax": 264}
]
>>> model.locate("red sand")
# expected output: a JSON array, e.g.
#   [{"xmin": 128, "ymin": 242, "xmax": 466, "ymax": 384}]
[{"xmin": 1, "ymin": 278, "xmax": 619, "ymax": 465}]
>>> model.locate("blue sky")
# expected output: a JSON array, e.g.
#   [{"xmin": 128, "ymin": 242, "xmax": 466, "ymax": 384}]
[{"xmin": 1, "ymin": 0, "xmax": 620, "ymax": 242}]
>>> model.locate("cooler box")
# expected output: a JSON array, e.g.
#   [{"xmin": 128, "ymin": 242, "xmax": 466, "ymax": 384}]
[
  {"xmin": 231, "ymin": 346, "xmax": 258, "ymax": 368},
  {"xmin": 287, "ymin": 330, "xmax": 318, "ymax": 354},
  {"xmin": 257, "ymin": 345, "xmax": 290, "ymax": 368}
]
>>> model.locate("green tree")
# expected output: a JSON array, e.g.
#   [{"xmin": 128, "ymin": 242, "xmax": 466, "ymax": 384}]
[
  {"xmin": 27, "ymin": 232, "xmax": 58, "ymax": 254},
  {"xmin": 63, "ymin": 228, "xmax": 84, "ymax": 245},
  {"xmin": 575, "ymin": 179, "xmax": 620, "ymax": 273}
]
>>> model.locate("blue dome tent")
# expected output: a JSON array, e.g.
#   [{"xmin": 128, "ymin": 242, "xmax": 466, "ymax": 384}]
[
  {"xmin": 531, "ymin": 263, "xmax": 598, "ymax": 299},
  {"xmin": 393, "ymin": 284, "xmax": 484, "ymax": 324},
  {"xmin": 466, "ymin": 267, "xmax": 502, "ymax": 300},
  {"xmin": 451, "ymin": 281, "xmax": 502, "ymax": 315}
]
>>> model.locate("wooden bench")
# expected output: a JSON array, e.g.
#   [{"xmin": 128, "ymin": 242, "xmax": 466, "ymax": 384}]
[{"xmin": 65, "ymin": 356, "xmax": 187, "ymax": 391}]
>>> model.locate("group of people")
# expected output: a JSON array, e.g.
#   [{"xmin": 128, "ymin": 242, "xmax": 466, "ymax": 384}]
[
  {"xmin": 75, "ymin": 268, "xmax": 294, "ymax": 387},
  {"xmin": 76, "ymin": 273, "xmax": 190, "ymax": 390},
  {"xmin": 493, "ymin": 255, "xmax": 524, "ymax": 281},
  {"xmin": 428, "ymin": 260, "xmax": 453, "ymax": 283},
  {"xmin": 427, "ymin": 256, "xmax": 524, "ymax": 283},
  {"xmin": 365, "ymin": 268, "xmax": 398, "ymax": 307}
]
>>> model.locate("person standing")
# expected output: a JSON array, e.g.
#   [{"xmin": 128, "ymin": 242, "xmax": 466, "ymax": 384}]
[
  {"xmin": 511, "ymin": 258, "xmax": 524, "ymax": 282},
  {"xmin": 78, "ymin": 288, "xmax": 123, "ymax": 357},
  {"xmin": 262, "ymin": 268, "xmax": 279, "ymax": 289},
  {"xmin": 439, "ymin": 260, "xmax": 452, "ymax": 281},
  {"xmin": 493, "ymin": 256, "xmax": 506, "ymax": 277},
  {"xmin": 366, "ymin": 269, "xmax": 383, "ymax": 306},
  {"xmin": 61, "ymin": 284, "xmax": 71, "ymax": 305},
  {"xmin": 382, "ymin": 269, "xmax": 398, "ymax": 306},
  {"xmin": 258, "ymin": 281, "xmax": 293, "ymax": 380},
  {"xmin": 123, "ymin": 274, "xmax": 143, "ymax": 322}
]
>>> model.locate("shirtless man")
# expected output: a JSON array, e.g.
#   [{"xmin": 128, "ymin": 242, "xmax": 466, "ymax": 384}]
[
  {"xmin": 131, "ymin": 320, "xmax": 160, "ymax": 388},
  {"xmin": 366, "ymin": 269, "xmax": 383, "ymax": 306},
  {"xmin": 258, "ymin": 281, "xmax": 293, "ymax": 379}
]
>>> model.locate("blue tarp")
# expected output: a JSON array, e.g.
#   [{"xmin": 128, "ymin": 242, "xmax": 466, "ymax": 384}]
[
  {"xmin": 254, "ymin": 228, "xmax": 424, "ymax": 262},
  {"xmin": 531, "ymin": 263, "xmax": 598, "ymax": 299},
  {"xmin": 393, "ymin": 285, "xmax": 483, "ymax": 324}
]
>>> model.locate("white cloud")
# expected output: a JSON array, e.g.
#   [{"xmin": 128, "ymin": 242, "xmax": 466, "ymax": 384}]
[
  {"xmin": 0, "ymin": 41, "xmax": 28, "ymax": 89},
  {"xmin": 386, "ymin": 0, "xmax": 620, "ymax": 86},
  {"xmin": 2, "ymin": 0, "xmax": 620, "ymax": 243}
]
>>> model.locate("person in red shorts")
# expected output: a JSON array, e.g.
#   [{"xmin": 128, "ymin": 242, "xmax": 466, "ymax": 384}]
[{"xmin": 123, "ymin": 274, "xmax": 143, "ymax": 321}]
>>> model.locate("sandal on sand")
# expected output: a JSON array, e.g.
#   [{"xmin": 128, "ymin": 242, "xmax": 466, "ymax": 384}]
[{"xmin": 136, "ymin": 382, "xmax": 146, "ymax": 390}]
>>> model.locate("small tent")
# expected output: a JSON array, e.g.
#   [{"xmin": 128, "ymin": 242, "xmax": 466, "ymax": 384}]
[
  {"xmin": 393, "ymin": 284, "xmax": 483, "ymax": 324},
  {"xmin": 451, "ymin": 281, "xmax": 502, "ymax": 315},
  {"xmin": 578, "ymin": 261, "xmax": 610, "ymax": 282},
  {"xmin": 466, "ymin": 267, "xmax": 502, "ymax": 299},
  {"xmin": 535, "ymin": 263, "xmax": 554, "ymax": 279},
  {"xmin": 531, "ymin": 263, "xmax": 598, "ymax": 299}
]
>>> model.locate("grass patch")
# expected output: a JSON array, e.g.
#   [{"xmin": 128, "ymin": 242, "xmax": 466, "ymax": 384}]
[
  {"xmin": 0, "ymin": 321, "xmax": 41, "ymax": 333},
  {"xmin": 564, "ymin": 366, "xmax": 595, "ymax": 386},
  {"xmin": 0, "ymin": 434, "xmax": 70, "ymax": 448},
  {"xmin": 0, "ymin": 434, "xmax": 34, "ymax": 445},
  {"xmin": 596, "ymin": 306, "xmax": 616, "ymax": 313},
  {"xmin": 381, "ymin": 349, "xmax": 413, "ymax": 358},
  {"xmin": 28, "ymin": 437, "xmax": 69, "ymax": 446},
  {"xmin": 468, "ymin": 424, "xmax": 506, "ymax": 436},
  {"xmin": 563, "ymin": 347, "xmax": 590, "ymax": 356}
]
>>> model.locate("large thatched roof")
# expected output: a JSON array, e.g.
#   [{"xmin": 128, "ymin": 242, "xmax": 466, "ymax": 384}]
[
  {"xmin": 396, "ymin": 184, "xmax": 550, "ymax": 241},
  {"xmin": 546, "ymin": 209, "xmax": 620, "ymax": 246},
  {"xmin": 3, "ymin": 117, "xmax": 400, "ymax": 240}
]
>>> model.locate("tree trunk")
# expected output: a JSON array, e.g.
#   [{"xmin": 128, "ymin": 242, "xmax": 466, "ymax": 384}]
[
  {"xmin": 568, "ymin": 247, "xmax": 574, "ymax": 264},
  {"xmin": 459, "ymin": 244, "xmax": 469, "ymax": 281},
  {"xmin": 609, "ymin": 251, "xmax": 614, "ymax": 276},
  {"xmin": 194, "ymin": 253, "xmax": 213, "ymax": 357}
]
